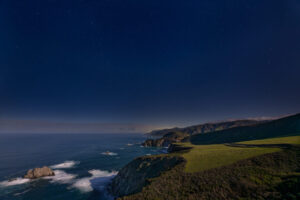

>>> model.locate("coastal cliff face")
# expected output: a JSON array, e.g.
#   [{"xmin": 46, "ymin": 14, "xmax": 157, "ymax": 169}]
[
  {"xmin": 109, "ymin": 155, "xmax": 184, "ymax": 198},
  {"xmin": 142, "ymin": 131, "xmax": 189, "ymax": 147},
  {"xmin": 142, "ymin": 138, "xmax": 170, "ymax": 147}
]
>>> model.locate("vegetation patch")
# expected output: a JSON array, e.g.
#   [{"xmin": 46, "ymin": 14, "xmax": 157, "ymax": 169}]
[
  {"xmin": 113, "ymin": 134, "xmax": 300, "ymax": 199},
  {"xmin": 118, "ymin": 146, "xmax": 300, "ymax": 200},
  {"xmin": 178, "ymin": 143, "xmax": 280, "ymax": 173},
  {"xmin": 109, "ymin": 155, "xmax": 184, "ymax": 197},
  {"xmin": 238, "ymin": 135, "xmax": 300, "ymax": 145}
]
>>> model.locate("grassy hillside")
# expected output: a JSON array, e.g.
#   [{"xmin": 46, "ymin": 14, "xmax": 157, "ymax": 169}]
[
  {"xmin": 113, "ymin": 114, "xmax": 300, "ymax": 199},
  {"xmin": 190, "ymin": 113, "xmax": 300, "ymax": 145},
  {"xmin": 238, "ymin": 135, "xmax": 300, "ymax": 145},
  {"xmin": 119, "ymin": 149, "xmax": 300, "ymax": 200},
  {"xmin": 117, "ymin": 135, "xmax": 300, "ymax": 200},
  {"xmin": 181, "ymin": 135, "xmax": 300, "ymax": 173},
  {"xmin": 179, "ymin": 143, "xmax": 281, "ymax": 173}
]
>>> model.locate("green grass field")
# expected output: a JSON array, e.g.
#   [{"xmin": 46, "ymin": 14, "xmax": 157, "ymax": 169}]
[
  {"xmin": 179, "ymin": 143, "xmax": 280, "ymax": 173},
  {"xmin": 238, "ymin": 135, "xmax": 300, "ymax": 145},
  {"xmin": 176, "ymin": 135, "xmax": 300, "ymax": 173}
]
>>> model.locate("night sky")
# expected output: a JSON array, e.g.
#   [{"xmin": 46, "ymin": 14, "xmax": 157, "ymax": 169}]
[{"xmin": 0, "ymin": 0, "xmax": 300, "ymax": 131}]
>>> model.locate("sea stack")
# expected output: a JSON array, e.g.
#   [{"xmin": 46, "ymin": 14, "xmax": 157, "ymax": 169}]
[{"xmin": 24, "ymin": 166, "xmax": 55, "ymax": 179}]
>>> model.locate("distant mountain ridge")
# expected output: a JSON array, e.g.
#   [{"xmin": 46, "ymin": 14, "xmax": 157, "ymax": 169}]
[
  {"xmin": 147, "ymin": 119, "xmax": 269, "ymax": 137},
  {"xmin": 190, "ymin": 113, "xmax": 300, "ymax": 145}
]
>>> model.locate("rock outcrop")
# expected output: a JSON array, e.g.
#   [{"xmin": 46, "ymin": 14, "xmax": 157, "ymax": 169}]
[
  {"xmin": 24, "ymin": 166, "xmax": 55, "ymax": 179},
  {"xmin": 109, "ymin": 155, "xmax": 184, "ymax": 197},
  {"xmin": 142, "ymin": 138, "xmax": 171, "ymax": 147},
  {"xmin": 142, "ymin": 131, "xmax": 189, "ymax": 147}
]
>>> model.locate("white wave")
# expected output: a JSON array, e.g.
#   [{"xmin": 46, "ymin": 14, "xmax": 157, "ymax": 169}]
[
  {"xmin": 0, "ymin": 166, "xmax": 77, "ymax": 187},
  {"xmin": 50, "ymin": 161, "xmax": 79, "ymax": 169},
  {"xmin": 89, "ymin": 169, "xmax": 117, "ymax": 177},
  {"xmin": 72, "ymin": 169, "xmax": 117, "ymax": 193},
  {"xmin": 0, "ymin": 178, "xmax": 30, "ymax": 187},
  {"xmin": 71, "ymin": 177, "xmax": 92, "ymax": 192},
  {"xmin": 101, "ymin": 151, "xmax": 118, "ymax": 156},
  {"xmin": 127, "ymin": 143, "xmax": 133, "ymax": 146},
  {"xmin": 43, "ymin": 170, "xmax": 77, "ymax": 184}
]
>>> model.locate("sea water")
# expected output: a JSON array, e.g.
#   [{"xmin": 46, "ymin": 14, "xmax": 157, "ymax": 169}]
[{"xmin": 0, "ymin": 133, "xmax": 161, "ymax": 200}]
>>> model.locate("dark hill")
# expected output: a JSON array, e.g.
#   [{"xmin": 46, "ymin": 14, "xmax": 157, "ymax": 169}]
[
  {"xmin": 148, "ymin": 119, "xmax": 267, "ymax": 137},
  {"xmin": 190, "ymin": 113, "xmax": 300, "ymax": 145}
]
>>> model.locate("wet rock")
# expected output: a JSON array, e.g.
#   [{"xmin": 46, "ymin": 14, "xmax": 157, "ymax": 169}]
[{"xmin": 24, "ymin": 166, "xmax": 55, "ymax": 179}]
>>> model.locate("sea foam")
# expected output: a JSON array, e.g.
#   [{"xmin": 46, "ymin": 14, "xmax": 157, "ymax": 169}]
[
  {"xmin": 101, "ymin": 151, "xmax": 118, "ymax": 156},
  {"xmin": 0, "ymin": 168, "xmax": 77, "ymax": 188},
  {"xmin": 50, "ymin": 161, "xmax": 79, "ymax": 169},
  {"xmin": 71, "ymin": 169, "xmax": 117, "ymax": 193},
  {"xmin": 43, "ymin": 170, "xmax": 77, "ymax": 184},
  {"xmin": 0, "ymin": 178, "xmax": 30, "ymax": 187}
]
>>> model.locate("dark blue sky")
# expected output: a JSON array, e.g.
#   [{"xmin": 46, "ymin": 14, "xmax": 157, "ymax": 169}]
[{"xmin": 0, "ymin": 0, "xmax": 300, "ymax": 128}]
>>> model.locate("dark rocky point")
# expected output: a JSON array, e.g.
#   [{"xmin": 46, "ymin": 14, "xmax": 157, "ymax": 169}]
[{"xmin": 142, "ymin": 131, "xmax": 189, "ymax": 147}]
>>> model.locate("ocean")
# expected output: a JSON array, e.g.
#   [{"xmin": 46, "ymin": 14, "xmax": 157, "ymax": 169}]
[{"xmin": 0, "ymin": 133, "xmax": 161, "ymax": 200}]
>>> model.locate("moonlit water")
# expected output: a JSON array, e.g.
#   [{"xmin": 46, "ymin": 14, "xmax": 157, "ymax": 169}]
[{"xmin": 0, "ymin": 133, "xmax": 161, "ymax": 200}]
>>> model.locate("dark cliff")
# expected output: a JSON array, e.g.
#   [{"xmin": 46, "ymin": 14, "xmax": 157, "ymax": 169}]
[
  {"xmin": 109, "ymin": 155, "xmax": 184, "ymax": 198},
  {"xmin": 142, "ymin": 131, "xmax": 189, "ymax": 147}
]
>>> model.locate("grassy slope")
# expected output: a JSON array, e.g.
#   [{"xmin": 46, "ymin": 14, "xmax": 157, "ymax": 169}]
[
  {"xmin": 238, "ymin": 135, "xmax": 300, "ymax": 145},
  {"xmin": 181, "ymin": 135, "xmax": 300, "ymax": 173},
  {"xmin": 119, "ymin": 136, "xmax": 300, "ymax": 200},
  {"xmin": 180, "ymin": 143, "xmax": 280, "ymax": 173},
  {"xmin": 116, "ymin": 114, "xmax": 300, "ymax": 199}
]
